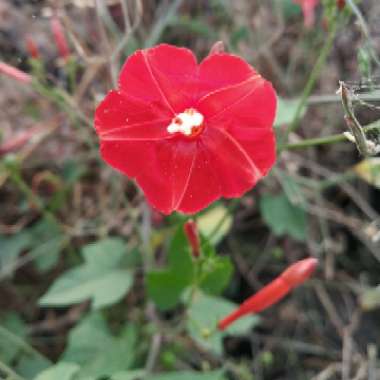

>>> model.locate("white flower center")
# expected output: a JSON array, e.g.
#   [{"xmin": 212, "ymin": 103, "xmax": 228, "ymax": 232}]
[{"xmin": 167, "ymin": 108, "xmax": 204, "ymax": 136}]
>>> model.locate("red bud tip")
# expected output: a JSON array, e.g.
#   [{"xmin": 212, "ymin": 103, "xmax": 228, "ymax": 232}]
[
  {"xmin": 50, "ymin": 16, "xmax": 70, "ymax": 60},
  {"xmin": 217, "ymin": 308, "xmax": 243, "ymax": 331},
  {"xmin": 184, "ymin": 219, "xmax": 201, "ymax": 258},
  {"xmin": 0, "ymin": 61, "xmax": 32, "ymax": 84},
  {"xmin": 280, "ymin": 258, "xmax": 318, "ymax": 288},
  {"xmin": 336, "ymin": 0, "xmax": 345, "ymax": 10},
  {"xmin": 25, "ymin": 35, "xmax": 40, "ymax": 59}
]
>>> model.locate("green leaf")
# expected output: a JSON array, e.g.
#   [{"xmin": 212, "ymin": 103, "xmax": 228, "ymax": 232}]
[
  {"xmin": 149, "ymin": 370, "xmax": 226, "ymax": 380},
  {"xmin": 0, "ymin": 231, "xmax": 32, "ymax": 277},
  {"xmin": 353, "ymin": 157, "xmax": 380, "ymax": 189},
  {"xmin": 200, "ymin": 256, "xmax": 233, "ymax": 295},
  {"xmin": 39, "ymin": 238, "xmax": 132, "ymax": 309},
  {"xmin": 112, "ymin": 371, "xmax": 225, "ymax": 380},
  {"xmin": 198, "ymin": 241, "xmax": 233, "ymax": 295},
  {"xmin": 111, "ymin": 370, "xmax": 146, "ymax": 380},
  {"xmin": 0, "ymin": 315, "xmax": 51, "ymax": 377},
  {"xmin": 34, "ymin": 363, "xmax": 80, "ymax": 380},
  {"xmin": 278, "ymin": 0, "xmax": 302, "ymax": 18},
  {"xmin": 274, "ymin": 98, "xmax": 306, "ymax": 127},
  {"xmin": 147, "ymin": 226, "xmax": 194, "ymax": 310},
  {"xmin": 147, "ymin": 271, "xmax": 188, "ymax": 311},
  {"xmin": 276, "ymin": 169, "xmax": 306, "ymax": 206},
  {"xmin": 0, "ymin": 313, "xmax": 28, "ymax": 363},
  {"xmin": 260, "ymin": 194, "xmax": 307, "ymax": 241},
  {"xmin": 30, "ymin": 221, "xmax": 65, "ymax": 272},
  {"xmin": 17, "ymin": 357, "xmax": 51, "ymax": 380},
  {"xmin": 197, "ymin": 206, "xmax": 232, "ymax": 245},
  {"xmin": 62, "ymin": 313, "xmax": 137, "ymax": 378},
  {"xmin": 0, "ymin": 220, "xmax": 65, "ymax": 278},
  {"xmin": 187, "ymin": 292, "xmax": 259, "ymax": 355}
]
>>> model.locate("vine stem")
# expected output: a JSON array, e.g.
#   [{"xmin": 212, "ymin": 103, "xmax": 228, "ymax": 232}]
[
  {"xmin": 6, "ymin": 164, "xmax": 60, "ymax": 228},
  {"xmin": 282, "ymin": 120, "xmax": 380, "ymax": 151},
  {"xmin": 279, "ymin": 14, "xmax": 340, "ymax": 150}
]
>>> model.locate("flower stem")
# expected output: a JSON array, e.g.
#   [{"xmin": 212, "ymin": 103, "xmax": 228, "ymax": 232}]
[
  {"xmin": 282, "ymin": 120, "xmax": 380, "ymax": 151},
  {"xmin": 280, "ymin": 14, "xmax": 340, "ymax": 149},
  {"xmin": 4, "ymin": 161, "xmax": 60, "ymax": 228}
]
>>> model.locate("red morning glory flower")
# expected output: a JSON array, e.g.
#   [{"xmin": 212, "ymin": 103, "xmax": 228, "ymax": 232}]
[{"xmin": 94, "ymin": 44, "xmax": 277, "ymax": 214}]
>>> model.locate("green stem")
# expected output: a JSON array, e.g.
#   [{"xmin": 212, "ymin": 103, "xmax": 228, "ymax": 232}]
[
  {"xmin": 317, "ymin": 171, "xmax": 357, "ymax": 191},
  {"xmin": 6, "ymin": 162, "xmax": 60, "ymax": 228},
  {"xmin": 65, "ymin": 57, "xmax": 78, "ymax": 94},
  {"xmin": 0, "ymin": 360, "xmax": 25, "ymax": 380},
  {"xmin": 283, "ymin": 134, "xmax": 344, "ymax": 150},
  {"xmin": 32, "ymin": 80, "xmax": 91, "ymax": 129},
  {"xmin": 280, "ymin": 15, "xmax": 340, "ymax": 149},
  {"xmin": 282, "ymin": 120, "xmax": 380, "ymax": 151},
  {"xmin": 0, "ymin": 326, "xmax": 51, "ymax": 366}
]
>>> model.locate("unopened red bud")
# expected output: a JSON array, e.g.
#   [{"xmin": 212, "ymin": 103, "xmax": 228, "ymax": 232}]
[
  {"xmin": 184, "ymin": 219, "xmax": 201, "ymax": 258},
  {"xmin": 336, "ymin": 0, "xmax": 345, "ymax": 10},
  {"xmin": 280, "ymin": 258, "xmax": 318, "ymax": 288},
  {"xmin": 218, "ymin": 257, "xmax": 318, "ymax": 331},
  {"xmin": 0, "ymin": 61, "xmax": 32, "ymax": 84},
  {"xmin": 50, "ymin": 16, "xmax": 70, "ymax": 60},
  {"xmin": 25, "ymin": 35, "xmax": 40, "ymax": 59}
]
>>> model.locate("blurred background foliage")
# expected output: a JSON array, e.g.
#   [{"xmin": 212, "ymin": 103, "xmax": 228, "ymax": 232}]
[{"xmin": 1, "ymin": 0, "xmax": 380, "ymax": 379}]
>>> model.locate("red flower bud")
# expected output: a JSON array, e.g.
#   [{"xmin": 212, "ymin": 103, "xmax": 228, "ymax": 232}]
[
  {"xmin": 50, "ymin": 16, "xmax": 70, "ymax": 60},
  {"xmin": 0, "ymin": 61, "xmax": 32, "ymax": 84},
  {"xmin": 25, "ymin": 35, "xmax": 40, "ymax": 59},
  {"xmin": 336, "ymin": 0, "xmax": 345, "ymax": 10},
  {"xmin": 218, "ymin": 258, "xmax": 318, "ymax": 331},
  {"xmin": 184, "ymin": 219, "xmax": 201, "ymax": 258}
]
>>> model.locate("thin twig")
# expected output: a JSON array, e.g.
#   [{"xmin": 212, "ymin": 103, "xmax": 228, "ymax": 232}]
[
  {"xmin": 144, "ymin": 0, "xmax": 185, "ymax": 48},
  {"xmin": 280, "ymin": 13, "xmax": 340, "ymax": 147},
  {"xmin": 145, "ymin": 333, "xmax": 163, "ymax": 373}
]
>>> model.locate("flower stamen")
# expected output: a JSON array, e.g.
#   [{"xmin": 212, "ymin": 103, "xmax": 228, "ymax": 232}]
[{"xmin": 167, "ymin": 108, "xmax": 204, "ymax": 137}]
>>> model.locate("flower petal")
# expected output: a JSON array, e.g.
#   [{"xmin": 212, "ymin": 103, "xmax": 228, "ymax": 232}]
[
  {"xmin": 197, "ymin": 52, "xmax": 257, "ymax": 98},
  {"xmin": 197, "ymin": 76, "xmax": 277, "ymax": 128},
  {"xmin": 227, "ymin": 126, "xmax": 276, "ymax": 176},
  {"xmin": 176, "ymin": 146, "xmax": 222, "ymax": 214},
  {"xmin": 202, "ymin": 128, "xmax": 261, "ymax": 197},
  {"xmin": 100, "ymin": 139, "xmax": 198, "ymax": 214},
  {"xmin": 95, "ymin": 90, "xmax": 172, "ymax": 140},
  {"xmin": 119, "ymin": 44, "xmax": 198, "ymax": 114}
]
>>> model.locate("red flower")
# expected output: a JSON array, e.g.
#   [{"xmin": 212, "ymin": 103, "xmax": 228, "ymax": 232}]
[
  {"xmin": 95, "ymin": 44, "xmax": 277, "ymax": 214},
  {"xmin": 293, "ymin": 0, "xmax": 319, "ymax": 28},
  {"xmin": 218, "ymin": 258, "xmax": 318, "ymax": 330}
]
